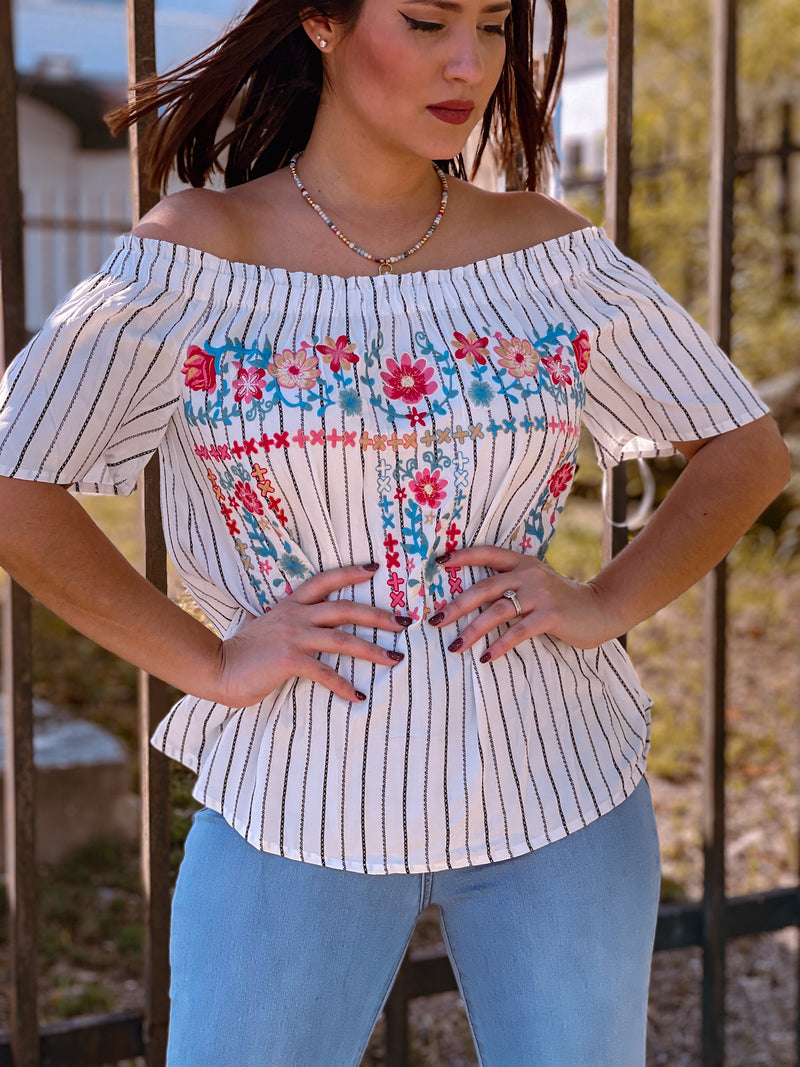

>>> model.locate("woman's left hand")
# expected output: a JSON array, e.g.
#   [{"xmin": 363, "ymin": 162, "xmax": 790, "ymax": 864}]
[{"xmin": 429, "ymin": 546, "xmax": 621, "ymax": 661}]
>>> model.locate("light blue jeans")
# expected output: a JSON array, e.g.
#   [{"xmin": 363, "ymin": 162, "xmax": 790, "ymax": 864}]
[{"xmin": 167, "ymin": 777, "xmax": 660, "ymax": 1067}]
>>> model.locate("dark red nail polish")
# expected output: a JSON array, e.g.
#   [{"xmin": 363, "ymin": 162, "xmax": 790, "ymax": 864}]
[
  {"xmin": 386, "ymin": 650, "xmax": 405, "ymax": 662},
  {"xmin": 394, "ymin": 615, "xmax": 414, "ymax": 627},
  {"xmin": 354, "ymin": 691, "xmax": 367, "ymax": 701},
  {"xmin": 435, "ymin": 553, "xmax": 452, "ymax": 564},
  {"xmin": 479, "ymin": 650, "xmax": 492, "ymax": 664},
  {"xmin": 362, "ymin": 562, "xmax": 380, "ymax": 572},
  {"xmin": 428, "ymin": 611, "xmax": 445, "ymax": 626},
  {"xmin": 448, "ymin": 636, "xmax": 464, "ymax": 652}
]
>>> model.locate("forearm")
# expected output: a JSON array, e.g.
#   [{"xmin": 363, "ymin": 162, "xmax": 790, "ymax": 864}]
[
  {"xmin": 0, "ymin": 476, "xmax": 222, "ymax": 698},
  {"xmin": 588, "ymin": 415, "xmax": 791, "ymax": 636}
]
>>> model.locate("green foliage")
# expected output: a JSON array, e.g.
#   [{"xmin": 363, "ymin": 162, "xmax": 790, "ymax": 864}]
[
  {"xmin": 565, "ymin": 0, "xmax": 799, "ymax": 384},
  {"xmin": 51, "ymin": 984, "xmax": 115, "ymax": 1020}
]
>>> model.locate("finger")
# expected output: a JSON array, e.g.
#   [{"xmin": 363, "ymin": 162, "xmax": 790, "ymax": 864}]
[
  {"xmin": 291, "ymin": 562, "xmax": 380, "ymax": 605},
  {"xmin": 300, "ymin": 656, "xmax": 370, "ymax": 703},
  {"xmin": 308, "ymin": 627, "xmax": 406, "ymax": 669},
  {"xmin": 309, "ymin": 600, "xmax": 412, "ymax": 632},
  {"xmin": 478, "ymin": 614, "xmax": 549, "ymax": 664},
  {"xmin": 435, "ymin": 545, "xmax": 520, "ymax": 572},
  {"xmin": 428, "ymin": 575, "xmax": 518, "ymax": 628},
  {"xmin": 444, "ymin": 595, "xmax": 525, "ymax": 654}
]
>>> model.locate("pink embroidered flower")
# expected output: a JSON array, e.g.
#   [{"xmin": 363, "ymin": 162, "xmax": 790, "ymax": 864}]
[
  {"xmin": 572, "ymin": 330, "xmax": 591, "ymax": 373},
  {"xmin": 541, "ymin": 347, "xmax": 573, "ymax": 387},
  {"xmin": 548, "ymin": 462, "xmax": 575, "ymax": 498},
  {"xmin": 407, "ymin": 406, "xmax": 427, "ymax": 427},
  {"xmin": 452, "ymin": 331, "xmax": 489, "ymax": 366},
  {"xmin": 232, "ymin": 361, "xmax": 266, "ymax": 403},
  {"xmin": 409, "ymin": 467, "xmax": 448, "ymax": 508},
  {"xmin": 234, "ymin": 481, "xmax": 265, "ymax": 514},
  {"xmin": 182, "ymin": 345, "xmax": 216, "ymax": 392},
  {"xmin": 316, "ymin": 335, "xmax": 359, "ymax": 373},
  {"xmin": 494, "ymin": 336, "xmax": 540, "ymax": 378},
  {"xmin": 268, "ymin": 348, "xmax": 320, "ymax": 390},
  {"xmin": 381, "ymin": 352, "xmax": 438, "ymax": 403}
]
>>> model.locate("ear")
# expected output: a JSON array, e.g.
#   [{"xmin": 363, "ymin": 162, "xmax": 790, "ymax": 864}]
[{"xmin": 301, "ymin": 12, "xmax": 338, "ymax": 52}]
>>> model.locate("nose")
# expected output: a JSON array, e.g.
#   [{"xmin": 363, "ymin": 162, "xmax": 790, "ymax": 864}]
[{"xmin": 443, "ymin": 29, "xmax": 485, "ymax": 84}]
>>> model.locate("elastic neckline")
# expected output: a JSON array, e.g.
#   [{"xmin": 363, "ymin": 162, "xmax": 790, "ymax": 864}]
[{"xmin": 117, "ymin": 224, "xmax": 607, "ymax": 288}]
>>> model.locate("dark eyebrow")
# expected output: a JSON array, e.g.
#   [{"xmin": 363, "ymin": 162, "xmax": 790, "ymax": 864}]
[{"xmin": 401, "ymin": 0, "xmax": 513, "ymax": 12}]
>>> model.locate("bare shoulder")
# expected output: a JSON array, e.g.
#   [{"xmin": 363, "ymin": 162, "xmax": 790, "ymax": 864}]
[
  {"xmin": 131, "ymin": 187, "xmax": 245, "ymax": 259},
  {"xmin": 509, "ymin": 190, "xmax": 594, "ymax": 241},
  {"xmin": 455, "ymin": 183, "xmax": 593, "ymax": 252}
]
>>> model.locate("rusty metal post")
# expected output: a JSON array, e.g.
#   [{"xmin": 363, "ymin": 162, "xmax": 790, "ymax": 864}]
[
  {"xmin": 126, "ymin": 0, "xmax": 171, "ymax": 1062},
  {"xmin": 0, "ymin": 0, "xmax": 39, "ymax": 1063},
  {"xmin": 603, "ymin": 0, "xmax": 634, "ymax": 571},
  {"xmin": 703, "ymin": 0, "xmax": 738, "ymax": 1061}
]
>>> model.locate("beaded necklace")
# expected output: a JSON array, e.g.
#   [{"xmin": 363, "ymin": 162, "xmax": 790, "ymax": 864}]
[{"xmin": 288, "ymin": 153, "xmax": 449, "ymax": 275}]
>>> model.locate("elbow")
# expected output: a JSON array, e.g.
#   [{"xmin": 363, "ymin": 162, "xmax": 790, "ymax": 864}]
[{"xmin": 765, "ymin": 422, "xmax": 793, "ymax": 499}]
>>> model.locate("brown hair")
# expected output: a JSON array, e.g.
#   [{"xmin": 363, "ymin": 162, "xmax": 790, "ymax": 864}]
[{"xmin": 106, "ymin": 0, "xmax": 567, "ymax": 194}]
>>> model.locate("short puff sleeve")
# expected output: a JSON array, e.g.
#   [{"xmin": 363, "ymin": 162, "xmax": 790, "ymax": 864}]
[
  {"xmin": 579, "ymin": 238, "xmax": 770, "ymax": 469},
  {"xmin": 0, "ymin": 240, "xmax": 186, "ymax": 495}
]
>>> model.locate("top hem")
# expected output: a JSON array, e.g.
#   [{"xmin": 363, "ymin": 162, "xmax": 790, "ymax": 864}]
[{"xmin": 119, "ymin": 224, "xmax": 606, "ymax": 290}]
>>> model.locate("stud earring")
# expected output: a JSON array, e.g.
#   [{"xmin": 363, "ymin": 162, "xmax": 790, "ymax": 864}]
[{"xmin": 316, "ymin": 35, "xmax": 327, "ymax": 48}]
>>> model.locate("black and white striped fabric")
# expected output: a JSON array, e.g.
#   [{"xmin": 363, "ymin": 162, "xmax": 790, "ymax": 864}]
[{"xmin": 0, "ymin": 226, "xmax": 768, "ymax": 873}]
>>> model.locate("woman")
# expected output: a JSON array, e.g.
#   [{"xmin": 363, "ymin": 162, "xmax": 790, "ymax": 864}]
[{"xmin": 0, "ymin": 0, "xmax": 789, "ymax": 1061}]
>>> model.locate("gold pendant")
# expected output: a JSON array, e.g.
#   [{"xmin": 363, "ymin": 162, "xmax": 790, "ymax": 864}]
[{"xmin": 378, "ymin": 261, "xmax": 393, "ymax": 275}]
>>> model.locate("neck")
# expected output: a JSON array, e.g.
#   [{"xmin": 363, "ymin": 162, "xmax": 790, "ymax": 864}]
[{"xmin": 298, "ymin": 117, "xmax": 443, "ymax": 215}]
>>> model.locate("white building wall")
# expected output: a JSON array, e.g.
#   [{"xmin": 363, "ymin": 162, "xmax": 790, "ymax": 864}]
[{"xmin": 18, "ymin": 95, "xmax": 131, "ymax": 331}]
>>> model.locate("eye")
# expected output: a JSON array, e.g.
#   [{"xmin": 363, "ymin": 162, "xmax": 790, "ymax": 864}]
[
  {"xmin": 481, "ymin": 22, "xmax": 507, "ymax": 36},
  {"xmin": 400, "ymin": 12, "xmax": 444, "ymax": 31}
]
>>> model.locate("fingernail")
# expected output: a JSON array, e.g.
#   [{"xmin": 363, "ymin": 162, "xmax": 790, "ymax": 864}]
[
  {"xmin": 428, "ymin": 612, "xmax": 445, "ymax": 626},
  {"xmin": 362, "ymin": 562, "xmax": 380, "ymax": 572},
  {"xmin": 448, "ymin": 636, "xmax": 464, "ymax": 652},
  {"xmin": 435, "ymin": 553, "xmax": 452, "ymax": 564},
  {"xmin": 394, "ymin": 615, "xmax": 414, "ymax": 627},
  {"xmin": 354, "ymin": 690, "xmax": 367, "ymax": 701},
  {"xmin": 386, "ymin": 650, "xmax": 405, "ymax": 662},
  {"xmin": 479, "ymin": 650, "xmax": 492, "ymax": 664}
]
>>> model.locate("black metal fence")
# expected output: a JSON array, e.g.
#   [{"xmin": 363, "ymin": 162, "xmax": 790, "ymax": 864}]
[{"xmin": 1, "ymin": 0, "xmax": 797, "ymax": 1064}]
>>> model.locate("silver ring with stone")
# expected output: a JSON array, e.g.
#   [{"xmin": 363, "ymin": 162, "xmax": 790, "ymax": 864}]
[{"xmin": 502, "ymin": 589, "xmax": 522, "ymax": 618}]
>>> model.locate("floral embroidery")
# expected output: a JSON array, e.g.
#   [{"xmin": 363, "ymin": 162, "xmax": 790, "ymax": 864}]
[
  {"xmin": 548, "ymin": 461, "xmax": 575, "ymax": 498},
  {"xmin": 452, "ymin": 331, "xmax": 489, "ymax": 366},
  {"xmin": 493, "ymin": 336, "xmax": 540, "ymax": 379},
  {"xmin": 279, "ymin": 553, "xmax": 310, "ymax": 579},
  {"xmin": 316, "ymin": 335, "xmax": 359, "ymax": 373},
  {"xmin": 184, "ymin": 319, "xmax": 593, "ymax": 611},
  {"xmin": 338, "ymin": 387, "xmax": 362, "ymax": 415},
  {"xmin": 234, "ymin": 480, "xmax": 265, "ymax": 514},
  {"xmin": 267, "ymin": 347, "xmax": 320, "ymax": 391},
  {"xmin": 380, "ymin": 352, "xmax": 438, "ymax": 404},
  {"xmin": 409, "ymin": 467, "xmax": 448, "ymax": 508},
  {"xmin": 541, "ymin": 347, "xmax": 574, "ymax": 388},
  {"xmin": 572, "ymin": 330, "xmax": 591, "ymax": 374},
  {"xmin": 182, "ymin": 345, "xmax": 217, "ymax": 392},
  {"xmin": 467, "ymin": 379, "xmax": 494, "ymax": 407},
  {"xmin": 232, "ymin": 361, "xmax": 266, "ymax": 403}
]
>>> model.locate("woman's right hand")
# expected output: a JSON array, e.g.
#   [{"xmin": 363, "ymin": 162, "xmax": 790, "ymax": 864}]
[{"xmin": 212, "ymin": 563, "xmax": 409, "ymax": 707}]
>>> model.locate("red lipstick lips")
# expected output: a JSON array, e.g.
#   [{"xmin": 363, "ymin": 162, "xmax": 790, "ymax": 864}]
[{"xmin": 427, "ymin": 100, "xmax": 475, "ymax": 125}]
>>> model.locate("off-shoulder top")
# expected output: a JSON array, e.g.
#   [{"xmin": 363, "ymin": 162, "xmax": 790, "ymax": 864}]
[{"xmin": 0, "ymin": 225, "xmax": 769, "ymax": 873}]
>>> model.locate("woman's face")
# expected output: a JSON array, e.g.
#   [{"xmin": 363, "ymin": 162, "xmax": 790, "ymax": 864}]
[{"xmin": 318, "ymin": 0, "xmax": 511, "ymax": 162}]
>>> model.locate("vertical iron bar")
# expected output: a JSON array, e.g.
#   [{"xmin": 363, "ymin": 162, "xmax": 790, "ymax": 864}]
[
  {"xmin": 126, "ymin": 1, "xmax": 171, "ymax": 1063},
  {"xmin": 704, "ymin": 0, "xmax": 737, "ymax": 1061},
  {"xmin": 0, "ymin": 0, "xmax": 39, "ymax": 1063},
  {"xmin": 603, "ymin": 0, "xmax": 634, "ymax": 572},
  {"xmin": 778, "ymin": 101, "xmax": 795, "ymax": 293}
]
